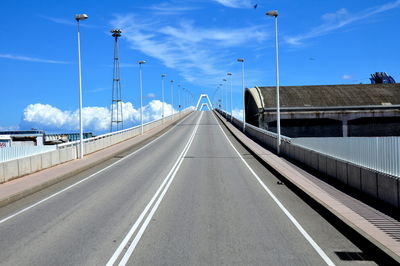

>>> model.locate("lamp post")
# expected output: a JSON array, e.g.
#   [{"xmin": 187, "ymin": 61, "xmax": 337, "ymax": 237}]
[
  {"xmin": 227, "ymin": 72, "xmax": 233, "ymax": 121},
  {"xmin": 237, "ymin": 58, "xmax": 245, "ymax": 132},
  {"xmin": 178, "ymin": 84, "xmax": 181, "ymax": 114},
  {"xmin": 161, "ymin": 74, "xmax": 166, "ymax": 123},
  {"xmin": 138, "ymin": 60, "xmax": 146, "ymax": 134},
  {"xmin": 266, "ymin": 10, "xmax": 281, "ymax": 154},
  {"xmin": 222, "ymin": 78, "xmax": 228, "ymax": 113},
  {"xmin": 170, "ymin": 80, "xmax": 174, "ymax": 115},
  {"xmin": 75, "ymin": 13, "xmax": 88, "ymax": 159}
]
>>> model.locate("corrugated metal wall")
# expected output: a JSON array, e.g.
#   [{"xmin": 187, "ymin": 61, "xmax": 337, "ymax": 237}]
[{"xmin": 292, "ymin": 137, "xmax": 400, "ymax": 178}]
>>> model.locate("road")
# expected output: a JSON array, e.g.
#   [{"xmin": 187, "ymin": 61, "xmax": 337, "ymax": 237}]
[{"xmin": 0, "ymin": 111, "xmax": 377, "ymax": 265}]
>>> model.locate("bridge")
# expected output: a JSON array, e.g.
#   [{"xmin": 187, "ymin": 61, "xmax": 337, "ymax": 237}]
[{"xmin": 0, "ymin": 108, "xmax": 399, "ymax": 265}]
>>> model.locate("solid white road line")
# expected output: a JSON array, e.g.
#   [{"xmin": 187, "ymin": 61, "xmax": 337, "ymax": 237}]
[
  {"xmin": 212, "ymin": 112, "xmax": 335, "ymax": 266},
  {"xmin": 0, "ymin": 112, "xmax": 195, "ymax": 225},
  {"xmin": 107, "ymin": 112, "xmax": 203, "ymax": 266}
]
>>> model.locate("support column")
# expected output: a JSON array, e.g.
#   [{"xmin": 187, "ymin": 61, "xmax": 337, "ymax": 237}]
[{"xmin": 342, "ymin": 120, "xmax": 348, "ymax": 137}]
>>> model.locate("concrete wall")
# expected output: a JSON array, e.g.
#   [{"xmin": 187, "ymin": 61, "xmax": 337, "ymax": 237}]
[
  {"xmin": 0, "ymin": 110, "xmax": 192, "ymax": 184},
  {"xmin": 216, "ymin": 109, "xmax": 400, "ymax": 209}
]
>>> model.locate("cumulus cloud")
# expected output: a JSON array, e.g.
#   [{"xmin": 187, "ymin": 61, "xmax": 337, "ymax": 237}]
[
  {"xmin": 232, "ymin": 108, "xmax": 243, "ymax": 120},
  {"xmin": 21, "ymin": 100, "xmax": 177, "ymax": 133}
]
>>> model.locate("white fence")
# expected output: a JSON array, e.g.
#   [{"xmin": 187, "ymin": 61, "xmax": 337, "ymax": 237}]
[
  {"xmin": 0, "ymin": 146, "xmax": 56, "ymax": 163},
  {"xmin": 292, "ymin": 137, "xmax": 400, "ymax": 178}
]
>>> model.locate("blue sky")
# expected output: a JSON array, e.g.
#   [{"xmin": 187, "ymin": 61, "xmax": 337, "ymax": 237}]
[{"xmin": 1, "ymin": 0, "xmax": 399, "ymax": 133}]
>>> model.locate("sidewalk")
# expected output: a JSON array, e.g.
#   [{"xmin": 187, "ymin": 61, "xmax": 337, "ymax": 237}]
[
  {"xmin": 0, "ymin": 113, "xmax": 191, "ymax": 208},
  {"xmin": 215, "ymin": 111, "xmax": 400, "ymax": 263}
]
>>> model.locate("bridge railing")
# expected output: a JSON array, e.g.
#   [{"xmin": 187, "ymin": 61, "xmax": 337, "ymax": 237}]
[
  {"xmin": 0, "ymin": 109, "xmax": 193, "ymax": 183},
  {"xmin": 216, "ymin": 108, "xmax": 399, "ymax": 208},
  {"xmin": 57, "ymin": 109, "xmax": 192, "ymax": 156}
]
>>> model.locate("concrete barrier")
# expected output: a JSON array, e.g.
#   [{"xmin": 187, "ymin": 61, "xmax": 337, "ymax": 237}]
[
  {"xmin": 18, "ymin": 157, "xmax": 32, "ymax": 177},
  {"xmin": 318, "ymin": 154, "xmax": 327, "ymax": 175},
  {"xmin": 310, "ymin": 151, "xmax": 319, "ymax": 170},
  {"xmin": 361, "ymin": 168, "xmax": 378, "ymax": 198},
  {"xmin": 347, "ymin": 164, "xmax": 361, "ymax": 190},
  {"xmin": 41, "ymin": 152, "xmax": 52, "ymax": 169},
  {"xmin": 4, "ymin": 160, "xmax": 19, "ymax": 181},
  {"xmin": 377, "ymin": 173, "xmax": 399, "ymax": 208},
  {"xmin": 326, "ymin": 156, "xmax": 337, "ymax": 179},
  {"xmin": 30, "ymin": 155, "xmax": 42, "ymax": 173},
  {"xmin": 50, "ymin": 150, "xmax": 60, "ymax": 166},
  {"xmin": 336, "ymin": 160, "xmax": 348, "ymax": 185},
  {"xmin": 0, "ymin": 163, "xmax": 4, "ymax": 183}
]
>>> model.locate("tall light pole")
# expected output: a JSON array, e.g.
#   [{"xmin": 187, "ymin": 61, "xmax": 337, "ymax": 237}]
[
  {"xmin": 170, "ymin": 80, "xmax": 174, "ymax": 115},
  {"xmin": 227, "ymin": 72, "xmax": 233, "ymax": 121},
  {"xmin": 266, "ymin": 10, "xmax": 281, "ymax": 154},
  {"xmin": 222, "ymin": 78, "xmax": 228, "ymax": 113},
  {"xmin": 237, "ymin": 58, "xmax": 245, "ymax": 132},
  {"xmin": 138, "ymin": 60, "xmax": 146, "ymax": 134},
  {"xmin": 178, "ymin": 84, "xmax": 181, "ymax": 114},
  {"xmin": 161, "ymin": 74, "xmax": 166, "ymax": 123},
  {"xmin": 75, "ymin": 13, "xmax": 88, "ymax": 159}
]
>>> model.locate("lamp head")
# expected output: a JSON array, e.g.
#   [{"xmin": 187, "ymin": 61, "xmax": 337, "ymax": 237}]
[
  {"xmin": 138, "ymin": 60, "xmax": 146, "ymax": 64},
  {"xmin": 75, "ymin": 14, "xmax": 89, "ymax": 21},
  {"xmin": 237, "ymin": 58, "xmax": 244, "ymax": 62},
  {"xmin": 266, "ymin": 10, "xmax": 278, "ymax": 17},
  {"xmin": 111, "ymin": 29, "xmax": 122, "ymax": 37}
]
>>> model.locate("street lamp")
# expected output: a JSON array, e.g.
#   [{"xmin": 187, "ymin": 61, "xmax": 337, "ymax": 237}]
[
  {"xmin": 75, "ymin": 13, "xmax": 88, "ymax": 159},
  {"xmin": 138, "ymin": 60, "xmax": 146, "ymax": 134},
  {"xmin": 222, "ymin": 78, "xmax": 227, "ymax": 113},
  {"xmin": 177, "ymin": 84, "xmax": 181, "ymax": 114},
  {"xmin": 161, "ymin": 74, "xmax": 166, "ymax": 123},
  {"xmin": 266, "ymin": 10, "xmax": 281, "ymax": 154},
  {"xmin": 170, "ymin": 80, "xmax": 174, "ymax": 115},
  {"xmin": 237, "ymin": 58, "xmax": 245, "ymax": 132},
  {"xmin": 227, "ymin": 72, "xmax": 233, "ymax": 121}
]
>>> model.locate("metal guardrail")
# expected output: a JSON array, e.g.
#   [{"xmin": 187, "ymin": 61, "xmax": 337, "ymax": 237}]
[
  {"xmin": 292, "ymin": 137, "xmax": 400, "ymax": 178},
  {"xmin": 0, "ymin": 146, "xmax": 56, "ymax": 163}
]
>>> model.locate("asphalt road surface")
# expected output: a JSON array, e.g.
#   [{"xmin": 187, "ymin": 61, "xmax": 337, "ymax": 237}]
[{"xmin": 0, "ymin": 111, "xmax": 378, "ymax": 265}]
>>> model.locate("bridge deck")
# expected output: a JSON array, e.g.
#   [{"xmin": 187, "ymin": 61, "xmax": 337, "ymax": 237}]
[{"xmin": 0, "ymin": 111, "xmax": 394, "ymax": 265}]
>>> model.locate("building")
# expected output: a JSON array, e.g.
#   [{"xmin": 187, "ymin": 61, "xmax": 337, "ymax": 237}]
[
  {"xmin": 0, "ymin": 130, "xmax": 45, "ymax": 146},
  {"xmin": 245, "ymin": 83, "xmax": 400, "ymax": 137}
]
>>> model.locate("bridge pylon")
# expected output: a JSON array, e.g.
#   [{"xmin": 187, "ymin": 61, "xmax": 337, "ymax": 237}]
[{"xmin": 195, "ymin": 94, "xmax": 213, "ymax": 111}]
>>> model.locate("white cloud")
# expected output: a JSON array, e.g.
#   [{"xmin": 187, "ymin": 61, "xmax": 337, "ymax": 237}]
[
  {"xmin": 213, "ymin": 0, "xmax": 252, "ymax": 8},
  {"xmin": 232, "ymin": 108, "xmax": 243, "ymax": 120},
  {"xmin": 21, "ymin": 100, "xmax": 177, "ymax": 133},
  {"xmin": 342, "ymin": 74, "xmax": 352, "ymax": 80},
  {"xmin": 111, "ymin": 14, "xmax": 268, "ymax": 85},
  {"xmin": 147, "ymin": 3, "xmax": 200, "ymax": 15},
  {"xmin": 0, "ymin": 54, "xmax": 69, "ymax": 64},
  {"xmin": 285, "ymin": 0, "xmax": 400, "ymax": 46}
]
